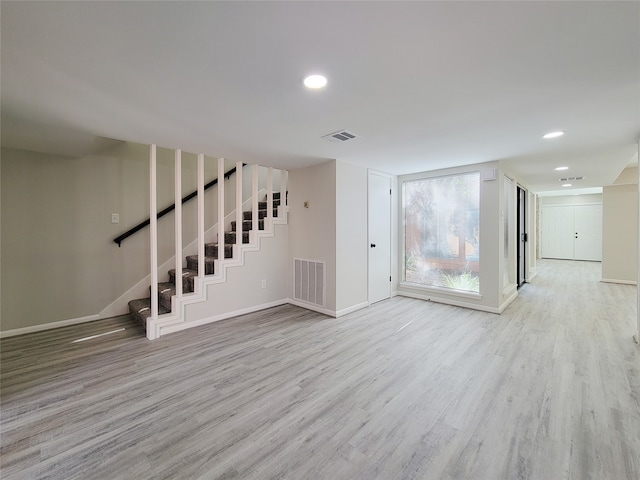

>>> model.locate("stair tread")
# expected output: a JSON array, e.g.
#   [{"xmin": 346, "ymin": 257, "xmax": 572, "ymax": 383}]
[
  {"xmin": 168, "ymin": 268, "xmax": 198, "ymax": 276},
  {"xmin": 128, "ymin": 297, "xmax": 170, "ymax": 315},
  {"xmin": 185, "ymin": 254, "xmax": 218, "ymax": 261},
  {"xmin": 157, "ymin": 282, "xmax": 176, "ymax": 294}
]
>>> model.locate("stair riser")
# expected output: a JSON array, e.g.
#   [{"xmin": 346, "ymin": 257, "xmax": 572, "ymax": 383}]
[
  {"xmin": 205, "ymin": 244, "xmax": 234, "ymax": 258},
  {"xmin": 225, "ymin": 232, "xmax": 250, "ymax": 244},
  {"xmin": 186, "ymin": 256, "xmax": 215, "ymax": 275},
  {"xmin": 231, "ymin": 220, "xmax": 265, "ymax": 232},
  {"xmin": 243, "ymin": 209, "xmax": 278, "ymax": 220},
  {"xmin": 150, "ymin": 284, "xmax": 175, "ymax": 312},
  {"xmin": 258, "ymin": 200, "xmax": 281, "ymax": 210},
  {"xmin": 168, "ymin": 271, "xmax": 195, "ymax": 293}
]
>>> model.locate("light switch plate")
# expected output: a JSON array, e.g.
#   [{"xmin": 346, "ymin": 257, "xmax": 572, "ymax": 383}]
[{"xmin": 111, "ymin": 213, "xmax": 120, "ymax": 224}]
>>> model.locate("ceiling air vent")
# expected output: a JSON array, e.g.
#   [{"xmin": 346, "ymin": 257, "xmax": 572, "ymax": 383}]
[
  {"xmin": 559, "ymin": 176, "xmax": 584, "ymax": 181},
  {"xmin": 322, "ymin": 130, "xmax": 359, "ymax": 143}
]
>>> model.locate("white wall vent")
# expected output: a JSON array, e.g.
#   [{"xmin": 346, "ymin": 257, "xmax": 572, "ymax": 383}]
[
  {"xmin": 293, "ymin": 258, "xmax": 326, "ymax": 307},
  {"xmin": 322, "ymin": 130, "xmax": 359, "ymax": 143}
]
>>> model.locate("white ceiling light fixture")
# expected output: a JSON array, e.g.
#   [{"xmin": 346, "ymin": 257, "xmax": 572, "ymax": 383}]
[
  {"xmin": 555, "ymin": 166, "xmax": 569, "ymax": 171},
  {"xmin": 303, "ymin": 74, "xmax": 328, "ymax": 89},
  {"xmin": 543, "ymin": 131, "xmax": 565, "ymax": 139},
  {"xmin": 562, "ymin": 183, "xmax": 572, "ymax": 187}
]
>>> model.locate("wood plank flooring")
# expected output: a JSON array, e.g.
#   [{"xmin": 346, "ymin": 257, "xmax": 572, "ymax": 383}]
[{"xmin": 1, "ymin": 259, "xmax": 639, "ymax": 479}]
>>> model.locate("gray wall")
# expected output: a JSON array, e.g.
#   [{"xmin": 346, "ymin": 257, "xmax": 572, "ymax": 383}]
[{"xmin": 602, "ymin": 168, "xmax": 638, "ymax": 283}]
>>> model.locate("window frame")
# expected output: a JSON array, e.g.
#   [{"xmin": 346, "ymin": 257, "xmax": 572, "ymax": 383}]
[{"xmin": 400, "ymin": 169, "xmax": 482, "ymax": 300}]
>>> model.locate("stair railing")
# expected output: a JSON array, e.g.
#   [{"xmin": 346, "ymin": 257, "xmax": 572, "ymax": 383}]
[
  {"xmin": 112, "ymin": 160, "xmax": 245, "ymax": 247},
  {"xmin": 143, "ymin": 143, "xmax": 288, "ymax": 332}
]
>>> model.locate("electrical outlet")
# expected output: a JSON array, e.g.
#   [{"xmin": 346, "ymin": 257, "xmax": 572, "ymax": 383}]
[
  {"xmin": 111, "ymin": 213, "xmax": 120, "ymax": 224},
  {"xmin": 261, "ymin": 280, "xmax": 267, "ymax": 289}
]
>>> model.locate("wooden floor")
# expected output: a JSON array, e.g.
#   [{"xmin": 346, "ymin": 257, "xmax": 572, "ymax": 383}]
[{"xmin": 1, "ymin": 260, "xmax": 639, "ymax": 479}]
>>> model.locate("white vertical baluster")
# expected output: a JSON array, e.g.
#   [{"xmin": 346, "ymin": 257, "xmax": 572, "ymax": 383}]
[
  {"xmin": 149, "ymin": 144, "xmax": 158, "ymax": 319},
  {"xmin": 174, "ymin": 149, "xmax": 182, "ymax": 298},
  {"xmin": 235, "ymin": 162, "xmax": 243, "ymax": 256},
  {"xmin": 267, "ymin": 167, "xmax": 273, "ymax": 229},
  {"xmin": 252, "ymin": 164, "xmax": 259, "ymax": 240},
  {"xmin": 218, "ymin": 158, "xmax": 225, "ymax": 264},
  {"xmin": 197, "ymin": 154, "xmax": 205, "ymax": 280}
]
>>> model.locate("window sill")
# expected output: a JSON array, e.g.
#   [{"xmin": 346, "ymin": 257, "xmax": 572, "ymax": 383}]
[{"xmin": 399, "ymin": 282, "xmax": 482, "ymax": 301}]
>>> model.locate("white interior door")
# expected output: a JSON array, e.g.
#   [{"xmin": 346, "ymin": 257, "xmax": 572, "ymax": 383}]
[
  {"xmin": 368, "ymin": 171, "xmax": 391, "ymax": 304},
  {"xmin": 574, "ymin": 205, "xmax": 602, "ymax": 261},
  {"xmin": 541, "ymin": 204, "xmax": 602, "ymax": 261},
  {"xmin": 541, "ymin": 206, "xmax": 574, "ymax": 259}
]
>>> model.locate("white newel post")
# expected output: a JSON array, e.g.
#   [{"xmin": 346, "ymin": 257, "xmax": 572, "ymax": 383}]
[
  {"xmin": 174, "ymin": 149, "xmax": 183, "ymax": 298},
  {"xmin": 235, "ymin": 162, "xmax": 243, "ymax": 256},
  {"xmin": 218, "ymin": 158, "xmax": 225, "ymax": 263},
  {"xmin": 252, "ymin": 164, "xmax": 259, "ymax": 240},
  {"xmin": 267, "ymin": 167, "xmax": 273, "ymax": 229},
  {"xmin": 197, "ymin": 154, "xmax": 205, "ymax": 279},
  {"xmin": 149, "ymin": 144, "xmax": 158, "ymax": 320}
]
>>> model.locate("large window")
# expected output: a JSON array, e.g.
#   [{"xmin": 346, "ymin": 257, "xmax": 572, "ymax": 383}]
[{"xmin": 404, "ymin": 172, "xmax": 480, "ymax": 293}]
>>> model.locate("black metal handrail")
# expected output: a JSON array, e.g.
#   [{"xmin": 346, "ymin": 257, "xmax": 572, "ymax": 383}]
[{"xmin": 114, "ymin": 164, "xmax": 245, "ymax": 247}]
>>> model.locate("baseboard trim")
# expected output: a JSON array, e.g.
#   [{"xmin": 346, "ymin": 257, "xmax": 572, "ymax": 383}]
[
  {"xmin": 498, "ymin": 289, "xmax": 519, "ymax": 313},
  {"xmin": 601, "ymin": 278, "xmax": 637, "ymax": 286},
  {"xmin": 335, "ymin": 301, "xmax": 369, "ymax": 318},
  {"xmin": 159, "ymin": 299, "xmax": 289, "ymax": 336},
  {"xmin": 397, "ymin": 290, "xmax": 501, "ymax": 314},
  {"xmin": 287, "ymin": 299, "xmax": 336, "ymax": 317},
  {"xmin": 1, "ymin": 314, "xmax": 101, "ymax": 338}
]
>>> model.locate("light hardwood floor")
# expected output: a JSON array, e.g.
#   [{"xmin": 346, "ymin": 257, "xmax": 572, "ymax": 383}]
[{"xmin": 1, "ymin": 260, "xmax": 639, "ymax": 479}]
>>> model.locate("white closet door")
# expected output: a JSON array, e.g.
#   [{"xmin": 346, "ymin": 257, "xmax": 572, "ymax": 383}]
[
  {"xmin": 574, "ymin": 205, "xmax": 602, "ymax": 261},
  {"xmin": 541, "ymin": 204, "xmax": 602, "ymax": 261},
  {"xmin": 368, "ymin": 171, "xmax": 391, "ymax": 304},
  {"xmin": 541, "ymin": 206, "xmax": 575, "ymax": 259}
]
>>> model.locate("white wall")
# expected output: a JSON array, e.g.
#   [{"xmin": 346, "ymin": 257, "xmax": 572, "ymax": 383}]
[
  {"xmin": 0, "ymin": 143, "xmax": 256, "ymax": 332},
  {"xmin": 602, "ymin": 168, "xmax": 638, "ymax": 284},
  {"xmin": 335, "ymin": 161, "xmax": 368, "ymax": 313},
  {"xmin": 181, "ymin": 223, "xmax": 289, "ymax": 322},
  {"xmin": 538, "ymin": 194, "xmax": 603, "ymax": 206},
  {"xmin": 288, "ymin": 161, "xmax": 337, "ymax": 312}
]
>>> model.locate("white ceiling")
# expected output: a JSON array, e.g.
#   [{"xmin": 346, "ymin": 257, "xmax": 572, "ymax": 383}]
[{"xmin": 2, "ymin": 1, "xmax": 639, "ymax": 193}]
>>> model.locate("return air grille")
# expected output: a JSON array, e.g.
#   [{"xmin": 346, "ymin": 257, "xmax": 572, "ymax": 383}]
[
  {"xmin": 559, "ymin": 176, "xmax": 584, "ymax": 181},
  {"xmin": 322, "ymin": 130, "xmax": 359, "ymax": 143},
  {"xmin": 293, "ymin": 258, "xmax": 326, "ymax": 307}
]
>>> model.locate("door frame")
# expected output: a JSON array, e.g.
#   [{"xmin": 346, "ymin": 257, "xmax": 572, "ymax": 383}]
[
  {"xmin": 368, "ymin": 170, "xmax": 392, "ymax": 304},
  {"xmin": 517, "ymin": 185, "xmax": 527, "ymax": 287}
]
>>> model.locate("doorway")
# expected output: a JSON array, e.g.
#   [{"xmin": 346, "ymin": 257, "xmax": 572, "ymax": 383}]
[
  {"xmin": 368, "ymin": 171, "xmax": 391, "ymax": 304},
  {"xmin": 517, "ymin": 186, "xmax": 527, "ymax": 287},
  {"xmin": 540, "ymin": 204, "xmax": 602, "ymax": 261}
]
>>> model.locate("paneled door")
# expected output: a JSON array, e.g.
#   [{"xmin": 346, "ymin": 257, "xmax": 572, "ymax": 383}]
[
  {"xmin": 541, "ymin": 204, "xmax": 602, "ymax": 261},
  {"xmin": 368, "ymin": 171, "xmax": 391, "ymax": 304},
  {"xmin": 574, "ymin": 205, "xmax": 603, "ymax": 261}
]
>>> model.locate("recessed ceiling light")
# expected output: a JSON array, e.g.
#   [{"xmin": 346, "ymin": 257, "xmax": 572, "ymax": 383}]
[
  {"xmin": 562, "ymin": 183, "xmax": 572, "ymax": 187},
  {"xmin": 303, "ymin": 75, "xmax": 327, "ymax": 89},
  {"xmin": 555, "ymin": 166, "xmax": 569, "ymax": 171},
  {"xmin": 543, "ymin": 131, "xmax": 565, "ymax": 139}
]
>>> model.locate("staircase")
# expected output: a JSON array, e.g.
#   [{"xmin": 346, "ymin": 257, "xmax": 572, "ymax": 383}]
[{"xmin": 128, "ymin": 192, "xmax": 284, "ymax": 329}]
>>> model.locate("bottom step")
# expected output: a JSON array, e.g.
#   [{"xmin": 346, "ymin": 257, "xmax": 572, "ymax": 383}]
[{"xmin": 128, "ymin": 297, "xmax": 170, "ymax": 327}]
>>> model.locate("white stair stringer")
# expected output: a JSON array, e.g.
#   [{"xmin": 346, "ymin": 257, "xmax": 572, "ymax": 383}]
[{"xmin": 146, "ymin": 204, "xmax": 288, "ymax": 339}]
